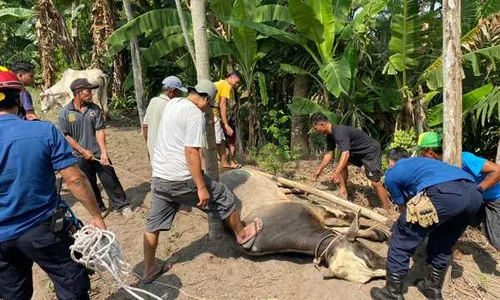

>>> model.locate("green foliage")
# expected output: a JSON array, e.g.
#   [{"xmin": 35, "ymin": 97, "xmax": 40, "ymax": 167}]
[
  {"xmin": 288, "ymin": 97, "xmax": 340, "ymax": 123},
  {"xmin": 318, "ymin": 57, "xmax": 351, "ymax": 97},
  {"xmin": 107, "ymin": 9, "xmax": 186, "ymax": 56},
  {"xmin": 388, "ymin": 129, "xmax": 417, "ymax": 152},
  {"xmin": 428, "ymin": 84, "xmax": 495, "ymax": 127}
]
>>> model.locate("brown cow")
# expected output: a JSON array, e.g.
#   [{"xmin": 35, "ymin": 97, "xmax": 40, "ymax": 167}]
[{"xmin": 220, "ymin": 169, "xmax": 387, "ymax": 283}]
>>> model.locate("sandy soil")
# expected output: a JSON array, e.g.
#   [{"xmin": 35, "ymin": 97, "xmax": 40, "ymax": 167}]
[{"xmin": 30, "ymin": 117, "xmax": 500, "ymax": 300}]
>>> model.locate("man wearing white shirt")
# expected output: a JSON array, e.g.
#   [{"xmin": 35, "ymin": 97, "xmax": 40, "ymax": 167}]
[
  {"xmin": 141, "ymin": 80, "xmax": 263, "ymax": 284},
  {"xmin": 142, "ymin": 76, "xmax": 187, "ymax": 158}
]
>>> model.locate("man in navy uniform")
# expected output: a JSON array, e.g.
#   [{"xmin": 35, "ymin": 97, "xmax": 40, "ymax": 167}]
[
  {"xmin": 0, "ymin": 66, "xmax": 106, "ymax": 300},
  {"xmin": 371, "ymin": 148, "xmax": 482, "ymax": 300},
  {"xmin": 418, "ymin": 131, "xmax": 500, "ymax": 250}
]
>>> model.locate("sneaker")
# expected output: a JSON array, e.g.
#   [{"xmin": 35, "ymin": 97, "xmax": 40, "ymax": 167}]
[{"xmin": 121, "ymin": 206, "xmax": 139, "ymax": 218}]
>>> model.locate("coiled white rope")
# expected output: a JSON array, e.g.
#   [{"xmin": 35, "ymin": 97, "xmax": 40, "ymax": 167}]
[{"xmin": 70, "ymin": 225, "xmax": 163, "ymax": 300}]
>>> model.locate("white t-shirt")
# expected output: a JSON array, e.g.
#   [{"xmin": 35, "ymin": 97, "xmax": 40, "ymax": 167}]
[
  {"xmin": 143, "ymin": 94, "xmax": 170, "ymax": 157},
  {"xmin": 152, "ymin": 97, "xmax": 205, "ymax": 181}
]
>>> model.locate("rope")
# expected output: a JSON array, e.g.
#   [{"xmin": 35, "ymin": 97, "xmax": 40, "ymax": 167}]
[
  {"xmin": 72, "ymin": 152, "xmax": 151, "ymax": 183},
  {"xmin": 312, "ymin": 233, "xmax": 342, "ymax": 269},
  {"xmin": 70, "ymin": 225, "xmax": 163, "ymax": 300}
]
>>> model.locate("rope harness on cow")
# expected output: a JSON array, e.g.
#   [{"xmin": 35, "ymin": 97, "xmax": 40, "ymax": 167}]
[
  {"xmin": 312, "ymin": 221, "xmax": 387, "ymax": 271},
  {"xmin": 313, "ymin": 232, "xmax": 343, "ymax": 270}
]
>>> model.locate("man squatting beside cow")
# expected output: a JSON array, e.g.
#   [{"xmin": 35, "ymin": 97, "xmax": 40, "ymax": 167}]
[{"xmin": 310, "ymin": 113, "xmax": 497, "ymax": 299}]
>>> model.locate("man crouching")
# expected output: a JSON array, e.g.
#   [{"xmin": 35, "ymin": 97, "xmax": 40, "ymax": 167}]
[{"xmin": 142, "ymin": 80, "xmax": 263, "ymax": 284}]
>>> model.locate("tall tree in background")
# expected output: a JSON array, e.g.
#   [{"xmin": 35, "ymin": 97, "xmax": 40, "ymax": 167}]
[
  {"xmin": 191, "ymin": 0, "xmax": 222, "ymax": 240},
  {"xmin": 442, "ymin": 0, "xmax": 462, "ymax": 166},
  {"xmin": 36, "ymin": 0, "xmax": 83, "ymax": 88},
  {"xmin": 122, "ymin": 0, "xmax": 146, "ymax": 124},
  {"xmin": 35, "ymin": 0, "xmax": 56, "ymax": 89},
  {"xmin": 91, "ymin": 0, "xmax": 125, "ymax": 99},
  {"xmin": 191, "ymin": 0, "xmax": 218, "ymax": 181}
]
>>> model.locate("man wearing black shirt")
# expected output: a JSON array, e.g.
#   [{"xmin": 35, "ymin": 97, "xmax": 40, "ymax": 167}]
[{"xmin": 311, "ymin": 113, "xmax": 391, "ymax": 210}]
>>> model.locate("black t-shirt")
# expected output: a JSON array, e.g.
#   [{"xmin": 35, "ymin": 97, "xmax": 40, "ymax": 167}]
[{"xmin": 326, "ymin": 125, "xmax": 380, "ymax": 158}]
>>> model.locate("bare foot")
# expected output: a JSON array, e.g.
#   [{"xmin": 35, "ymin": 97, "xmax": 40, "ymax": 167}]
[
  {"xmin": 236, "ymin": 217, "xmax": 263, "ymax": 246},
  {"xmin": 142, "ymin": 262, "xmax": 172, "ymax": 284}
]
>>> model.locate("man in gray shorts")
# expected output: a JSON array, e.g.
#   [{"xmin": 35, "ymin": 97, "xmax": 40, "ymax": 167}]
[{"xmin": 142, "ymin": 80, "xmax": 263, "ymax": 284}]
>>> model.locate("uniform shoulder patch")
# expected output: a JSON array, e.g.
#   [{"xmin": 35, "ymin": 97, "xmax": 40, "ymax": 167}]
[{"xmin": 68, "ymin": 113, "xmax": 76, "ymax": 122}]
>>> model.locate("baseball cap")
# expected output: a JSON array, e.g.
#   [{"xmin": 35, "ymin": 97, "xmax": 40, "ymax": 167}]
[
  {"xmin": 417, "ymin": 132, "xmax": 442, "ymax": 149},
  {"xmin": 70, "ymin": 78, "xmax": 99, "ymax": 92},
  {"xmin": 162, "ymin": 76, "xmax": 187, "ymax": 92},
  {"xmin": 188, "ymin": 80, "xmax": 217, "ymax": 107}
]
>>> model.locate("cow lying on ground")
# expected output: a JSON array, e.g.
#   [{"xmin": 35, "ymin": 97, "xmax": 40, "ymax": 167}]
[
  {"xmin": 40, "ymin": 69, "xmax": 109, "ymax": 117},
  {"xmin": 220, "ymin": 169, "xmax": 388, "ymax": 283}
]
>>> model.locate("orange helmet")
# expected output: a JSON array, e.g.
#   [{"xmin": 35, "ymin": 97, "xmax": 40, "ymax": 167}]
[{"xmin": 0, "ymin": 66, "xmax": 23, "ymax": 90}]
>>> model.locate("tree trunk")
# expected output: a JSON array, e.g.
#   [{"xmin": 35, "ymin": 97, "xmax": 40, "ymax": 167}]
[
  {"xmin": 415, "ymin": 85, "xmax": 429, "ymax": 135},
  {"xmin": 442, "ymin": 0, "xmax": 462, "ymax": 288},
  {"xmin": 442, "ymin": 0, "xmax": 462, "ymax": 167},
  {"xmin": 35, "ymin": 1, "xmax": 56, "ymax": 89},
  {"xmin": 496, "ymin": 138, "xmax": 500, "ymax": 164},
  {"xmin": 291, "ymin": 75, "xmax": 312, "ymax": 158},
  {"xmin": 191, "ymin": 0, "xmax": 223, "ymax": 240},
  {"xmin": 123, "ymin": 0, "xmax": 147, "ymax": 125},
  {"xmin": 91, "ymin": 0, "xmax": 114, "ymax": 69},
  {"xmin": 112, "ymin": 52, "xmax": 125, "ymax": 99},
  {"xmin": 71, "ymin": 1, "xmax": 80, "ymax": 52},
  {"xmin": 174, "ymin": 0, "xmax": 196, "ymax": 65}
]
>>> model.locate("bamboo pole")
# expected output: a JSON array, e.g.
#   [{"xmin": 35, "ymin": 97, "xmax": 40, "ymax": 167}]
[{"xmin": 249, "ymin": 169, "xmax": 393, "ymax": 228}]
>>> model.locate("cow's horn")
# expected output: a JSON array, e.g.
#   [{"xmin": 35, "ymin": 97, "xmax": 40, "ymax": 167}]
[{"xmin": 345, "ymin": 210, "xmax": 360, "ymax": 242}]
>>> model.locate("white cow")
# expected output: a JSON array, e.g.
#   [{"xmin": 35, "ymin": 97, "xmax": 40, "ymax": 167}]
[{"xmin": 40, "ymin": 69, "xmax": 109, "ymax": 117}]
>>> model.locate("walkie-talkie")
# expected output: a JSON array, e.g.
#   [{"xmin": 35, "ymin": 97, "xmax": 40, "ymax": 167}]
[{"xmin": 50, "ymin": 176, "xmax": 67, "ymax": 233}]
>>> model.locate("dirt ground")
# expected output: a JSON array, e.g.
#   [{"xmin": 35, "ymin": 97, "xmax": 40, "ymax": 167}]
[{"xmin": 31, "ymin": 116, "xmax": 500, "ymax": 300}]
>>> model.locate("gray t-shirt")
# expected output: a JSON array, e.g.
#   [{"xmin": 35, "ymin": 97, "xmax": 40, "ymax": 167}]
[
  {"xmin": 143, "ymin": 94, "xmax": 170, "ymax": 157},
  {"xmin": 58, "ymin": 100, "xmax": 105, "ymax": 158}
]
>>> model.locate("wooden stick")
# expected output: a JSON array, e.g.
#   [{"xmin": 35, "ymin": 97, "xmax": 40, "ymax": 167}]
[{"xmin": 248, "ymin": 169, "xmax": 393, "ymax": 228}]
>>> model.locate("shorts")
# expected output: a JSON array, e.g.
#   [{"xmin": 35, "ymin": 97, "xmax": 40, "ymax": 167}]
[
  {"xmin": 214, "ymin": 117, "xmax": 225, "ymax": 144},
  {"xmin": 146, "ymin": 175, "xmax": 236, "ymax": 232},
  {"xmin": 224, "ymin": 120, "xmax": 237, "ymax": 146},
  {"xmin": 471, "ymin": 199, "xmax": 500, "ymax": 249},
  {"xmin": 348, "ymin": 150, "xmax": 383, "ymax": 182}
]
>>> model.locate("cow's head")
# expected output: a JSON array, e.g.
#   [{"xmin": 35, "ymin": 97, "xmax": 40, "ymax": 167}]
[
  {"xmin": 40, "ymin": 89, "xmax": 71, "ymax": 113},
  {"xmin": 325, "ymin": 214, "xmax": 386, "ymax": 283}
]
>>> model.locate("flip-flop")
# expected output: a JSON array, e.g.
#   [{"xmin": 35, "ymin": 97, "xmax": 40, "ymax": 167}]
[
  {"xmin": 239, "ymin": 218, "xmax": 263, "ymax": 250},
  {"xmin": 141, "ymin": 262, "xmax": 172, "ymax": 285}
]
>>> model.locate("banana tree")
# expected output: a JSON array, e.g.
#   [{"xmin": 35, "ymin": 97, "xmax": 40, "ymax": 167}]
[
  {"xmin": 227, "ymin": 0, "xmax": 389, "ymax": 113},
  {"xmin": 210, "ymin": 0, "xmax": 293, "ymax": 148}
]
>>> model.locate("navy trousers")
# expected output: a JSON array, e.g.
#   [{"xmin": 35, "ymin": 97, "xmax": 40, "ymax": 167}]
[
  {"xmin": 386, "ymin": 180, "xmax": 483, "ymax": 275},
  {"xmin": 0, "ymin": 221, "xmax": 90, "ymax": 300}
]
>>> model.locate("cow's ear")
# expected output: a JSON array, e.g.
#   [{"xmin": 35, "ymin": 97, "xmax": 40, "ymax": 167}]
[{"xmin": 345, "ymin": 210, "xmax": 360, "ymax": 242}]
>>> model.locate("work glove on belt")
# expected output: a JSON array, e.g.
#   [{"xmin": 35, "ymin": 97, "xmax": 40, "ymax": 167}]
[{"xmin": 406, "ymin": 192, "xmax": 439, "ymax": 228}]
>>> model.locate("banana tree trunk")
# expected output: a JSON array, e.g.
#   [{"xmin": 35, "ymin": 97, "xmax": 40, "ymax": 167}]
[
  {"xmin": 175, "ymin": 0, "xmax": 196, "ymax": 65},
  {"xmin": 291, "ymin": 75, "xmax": 312, "ymax": 158},
  {"xmin": 496, "ymin": 138, "xmax": 500, "ymax": 164},
  {"xmin": 71, "ymin": 1, "xmax": 80, "ymax": 52},
  {"xmin": 191, "ymin": 0, "xmax": 223, "ymax": 240},
  {"xmin": 123, "ymin": 0, "xmax": 147, "ymax": 125}
]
